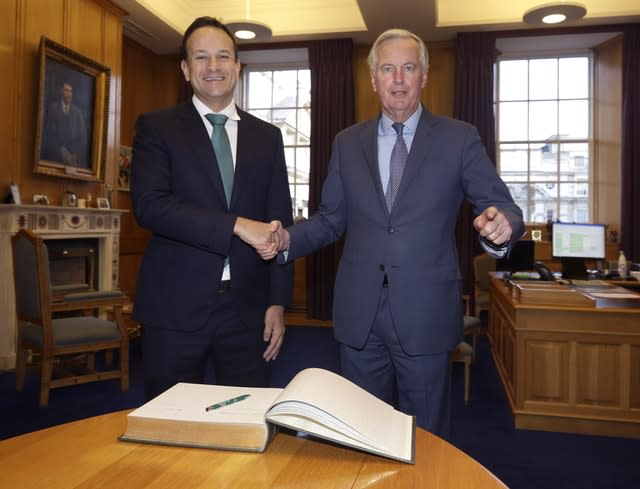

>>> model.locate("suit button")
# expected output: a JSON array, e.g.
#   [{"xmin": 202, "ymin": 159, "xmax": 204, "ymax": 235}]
[
  {"xmin": 379, "ymin": 264, "xmax": 385, "ymax": 272},
  {"xmin": 388, "ymin": 227, "xmax": 395, "ymax": 234}
]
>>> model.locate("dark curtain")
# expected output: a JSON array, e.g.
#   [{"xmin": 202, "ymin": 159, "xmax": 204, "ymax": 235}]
[
  {"xmin": 306, "ymin": 39, "xmax": 355, "ymax": 319},
  {"xmin": 621, "ymin": 24, "xmax": 640, "ymax": 263},
  {"xmin": 453, "ymin": 32, "xmax": 498, "ymax": 305}
]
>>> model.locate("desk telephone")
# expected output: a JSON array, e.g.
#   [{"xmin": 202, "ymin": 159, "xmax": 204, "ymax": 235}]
[{"xmin": 534, "ymin": 261, "xmax": 556, "ymax": 281}]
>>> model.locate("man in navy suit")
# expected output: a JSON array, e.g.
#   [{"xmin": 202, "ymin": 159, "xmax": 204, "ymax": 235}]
[
  {"xmin": 263, "ymin": 29, "xmax": 524, "ymax": 438},
  {"xmin": 131, "ymin": 17, "xmax": 293, "ymax": 401}
]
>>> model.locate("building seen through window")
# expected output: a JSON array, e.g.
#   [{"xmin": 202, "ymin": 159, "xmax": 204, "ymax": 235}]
[
  {"xmin": 496, "ymin": 56, "xmax": 591, "ymax": 224},
  {"xmin": 243, "ymin": 68, "xmax": 311, "ymax": 220}
]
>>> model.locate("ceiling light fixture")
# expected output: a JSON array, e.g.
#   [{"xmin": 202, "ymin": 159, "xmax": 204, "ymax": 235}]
[
  {"xmin": 226, "ymin": 0, "xmax": 272, "ymax": 42},
  {"xmin": 523, "ymin": 2, "xmax": 587, "ymax": 25}
]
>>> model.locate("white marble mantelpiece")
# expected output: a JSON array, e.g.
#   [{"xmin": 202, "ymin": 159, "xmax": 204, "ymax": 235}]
[{"xmin": 0, "ymin": 204, "xmax": 126, "ymax": 370}]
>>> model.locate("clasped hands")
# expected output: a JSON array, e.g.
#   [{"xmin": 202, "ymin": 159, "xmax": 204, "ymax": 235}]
[{"xmin": 233, "ymin": 217, "xmax": 288, "ymax": 260}]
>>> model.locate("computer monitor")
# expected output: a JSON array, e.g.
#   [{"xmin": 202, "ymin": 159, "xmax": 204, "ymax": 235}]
[
  {"xmin": 496, "ymin": 239, "xmax": 535, "ymax": 272},
  {"xmin": 552, "ymin": 222, "xmax": 606, "ymax": 279}
]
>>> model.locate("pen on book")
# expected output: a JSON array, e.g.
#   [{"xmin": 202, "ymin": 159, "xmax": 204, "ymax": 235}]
[{"xmin": 205, "ymin": 394, "xmax": 250, "ymax": 412}]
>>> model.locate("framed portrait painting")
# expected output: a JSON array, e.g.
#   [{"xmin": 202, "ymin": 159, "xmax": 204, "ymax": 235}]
[{"xmin": 34, "ymin": 36, "xmax": 110, "ymax": 182}]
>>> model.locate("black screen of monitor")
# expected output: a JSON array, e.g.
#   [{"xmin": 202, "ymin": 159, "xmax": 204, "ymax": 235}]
[{"xmin": 496, "ymin": 240, "xmax": 535, "ymax": 272}]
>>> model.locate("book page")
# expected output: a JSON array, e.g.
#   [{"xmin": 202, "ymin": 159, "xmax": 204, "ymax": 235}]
[
  {"xmin": 267, "ymin": 369, "xmax": 415, "ymax": 462},
  {"xmin": 129, "ymin": 383, "xmax": 283, "ymax": 425}
]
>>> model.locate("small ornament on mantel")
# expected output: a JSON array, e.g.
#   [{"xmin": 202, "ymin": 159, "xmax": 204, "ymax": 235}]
[
  {"xmin": 106, "ymin": 184, "xmax": 113, "ymax": 208},
  {"xmin": 86, "ymin": 192, "xmax": 93, "ymax": 208}
]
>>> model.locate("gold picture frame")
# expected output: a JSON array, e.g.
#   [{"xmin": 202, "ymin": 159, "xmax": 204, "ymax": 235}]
[{"xmin": 34, "ymin": 36, "xmax": 110, "ymax": 182}]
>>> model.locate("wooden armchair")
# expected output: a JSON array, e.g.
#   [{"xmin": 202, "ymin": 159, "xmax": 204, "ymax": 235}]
[
  {"xmin": 12, "ymin": 229, "xmax": 129, "ymax": 406},
  {"xmin": 473, "ymin": 253, "xmax": 496, "ymax": 318}
]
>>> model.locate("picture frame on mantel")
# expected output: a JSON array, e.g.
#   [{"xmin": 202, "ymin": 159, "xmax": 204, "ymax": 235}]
[{"xmin": 34, "ymin": 36, "xmax": 110, "ymax": 183}]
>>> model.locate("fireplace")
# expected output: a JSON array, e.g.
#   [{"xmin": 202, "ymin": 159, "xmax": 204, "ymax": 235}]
[
  {"xmin": 0, "ymin": 204, "xmax": 126, "ymax": 370},
  {"xmin": 46, "ymin": 238, "xmax": 99, "ymax": 295}
]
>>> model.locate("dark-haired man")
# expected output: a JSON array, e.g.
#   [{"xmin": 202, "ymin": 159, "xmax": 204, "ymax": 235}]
[
  {"xmin": 41, "ymin": 81, "xmax": 88, "ymax": 167},
  {"xmin": 131, "ymin": 17, "xmax": 293, "ymax": 400}
]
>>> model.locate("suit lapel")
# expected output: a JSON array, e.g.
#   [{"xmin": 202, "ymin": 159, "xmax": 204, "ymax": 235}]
[
  {"xmin": 360, "ymin": 116, "xmax": 388, "ymax": 213},
  {"xmin": 393, "ymin": 108, "xmax": 435, "ymax": 208},
  {"xmin": 232, "ymin": 108, "xmax": 254, "ymax": 210}
]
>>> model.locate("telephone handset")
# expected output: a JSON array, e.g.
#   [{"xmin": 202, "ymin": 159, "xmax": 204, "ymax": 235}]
[{"xmin": 534, "ymin": 261, "xmax": 555, "ymax": 281}]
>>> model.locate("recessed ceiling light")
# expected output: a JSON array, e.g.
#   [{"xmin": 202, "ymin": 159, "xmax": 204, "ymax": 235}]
[
  {"xmin": 523, "ymin": 3, "xmax": 587, "ymax": 25},
  {"xmin": 226, "ymin": 21, "xmax": 272, "ymax": 42},
  {"xmin": 226, "ymin": 0, "xmax": 272, "ymax": 42}
]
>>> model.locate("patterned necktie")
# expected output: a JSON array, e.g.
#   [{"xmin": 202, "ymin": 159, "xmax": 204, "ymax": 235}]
[
  {"xmin": 205, "ymin": 113, "xmax": 234, "ymax": 206},
  {"xmin": 386, "ymin": 122, "xmax": 408, "ymax": 210}
]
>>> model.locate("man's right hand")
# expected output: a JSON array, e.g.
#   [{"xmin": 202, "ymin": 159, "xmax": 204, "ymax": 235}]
[
  {"xmin": 255, "ymin": 220, "xmax": 290, "ymax": 260},
  {"xmin": 234, "ymin": 217, "xmax": 279, "ymax": 249}
]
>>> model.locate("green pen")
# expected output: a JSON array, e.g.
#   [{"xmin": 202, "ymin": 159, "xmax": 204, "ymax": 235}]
[{"xmin": 205, "ymin": 394, "xmax": 250, "ymax": 412}]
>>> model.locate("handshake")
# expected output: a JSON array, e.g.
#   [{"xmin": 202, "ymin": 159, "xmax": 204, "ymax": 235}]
[{"xmin": 234, "ymin": 217, "xmax": 289, "ymax": 260}]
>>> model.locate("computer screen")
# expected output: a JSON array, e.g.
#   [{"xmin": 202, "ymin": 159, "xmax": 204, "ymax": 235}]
[
  {"xmin": 552, "ymin": 223, "xmax": 606, "ymax": 260},
  {"xmin": 496, "ymin": 239, "xmax": 535, "ymax": 272},
  {"xmin": 552, "ymin": 222, "xmax": 606, "ymax": 279}
]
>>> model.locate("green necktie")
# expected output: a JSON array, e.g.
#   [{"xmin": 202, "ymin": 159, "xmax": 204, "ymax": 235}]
[{"xmin": 205, "ymin": 113, "xmax": 234, "ymax": 206}]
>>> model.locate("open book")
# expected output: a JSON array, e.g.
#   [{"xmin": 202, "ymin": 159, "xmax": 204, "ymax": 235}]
[{"xmin": 120, "ymin": 368, "xmax": 416, "ymax": 463}]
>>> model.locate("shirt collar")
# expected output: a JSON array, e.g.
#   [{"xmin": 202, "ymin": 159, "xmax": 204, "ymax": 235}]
[
  {"xmin": 379, "ymin": 105, "xmax": 422, "ymax": 135},
  {"xmin": 192, "ymin": 95, "xmax": 240, "ymax": 121}
]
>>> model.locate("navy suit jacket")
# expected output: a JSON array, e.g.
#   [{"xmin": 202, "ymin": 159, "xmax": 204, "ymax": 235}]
[
  {"xmin": 130, "ymin": 100, "xmax": 293, "ymax": 331},
  {"xmin": 285, "ymin": 108, "xmax": 524, "ymax": 355}
]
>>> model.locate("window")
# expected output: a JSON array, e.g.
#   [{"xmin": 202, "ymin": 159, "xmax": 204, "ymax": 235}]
[
  {"xmin": 241, "ymin": 62, "xmax": 311, "ymax": 221},
  {"xmin": 496, "ymin": 55, "xmax": 592, "ymax": 224}
]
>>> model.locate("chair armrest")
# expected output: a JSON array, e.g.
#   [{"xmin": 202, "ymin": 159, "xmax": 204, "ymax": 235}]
[
  {"xmin": 63, "ymin": 290, "xmax": 125, "ymax": 302},
  {"xmin": 52, "ymin": 291, "xmax": 129, "ymax": 312}
]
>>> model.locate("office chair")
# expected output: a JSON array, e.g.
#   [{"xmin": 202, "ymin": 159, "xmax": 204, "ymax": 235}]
[
  {"xmin": 12, "ymin": 229, "xmax": 130, "ymax": 406},
  {"xmin": 473, "ymin": 253, "xmax": 496, "ymax": 318}
]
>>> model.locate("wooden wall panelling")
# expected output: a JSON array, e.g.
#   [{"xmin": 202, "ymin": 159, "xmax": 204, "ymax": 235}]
[
  {"xmin": 421, "ymin": 41, "xmax": 456, "ymax": 118},
  {"xmin": 593, "ymin": 35, "xmax": 623, "ymax": 233},
  {"xmin": 117, "ymin": 37, "xmax": 181, "ymax": 299},
  {"xmin": 66, "ymin": 0, "xmax": 104, "ymax": 60},
  {"xmin": 0, "ymin": 0, "xmax": 19, "ymax": 189},
  {"xmin": 2, "ymin": 0, "xmax": 125, "ymax": 208},
  {"xmin": 101, "ymin": 2, "xmax": 125, "ymax": 202},
  {"xmin": 15, "ymin": 0, "xmax": 65, "ymax": 201}
]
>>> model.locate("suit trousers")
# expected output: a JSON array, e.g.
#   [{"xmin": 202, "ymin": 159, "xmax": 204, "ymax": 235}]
[
  {"xmin": 339, "ymin": 287, "xmax": 452, "ymax": 439},
  {"xmin": 141, "ymin": 288, "xmax": 270, "ymax": 401}
]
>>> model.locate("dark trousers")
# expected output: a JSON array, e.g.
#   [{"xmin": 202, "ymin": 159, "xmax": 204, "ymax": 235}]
[
  {"xmin": 339, "ymin": 287, "xmax": 452, "ymax": 439},
  {"xmin": 141, "ymin": 289, "xmax": 270, "ymax": 401}
]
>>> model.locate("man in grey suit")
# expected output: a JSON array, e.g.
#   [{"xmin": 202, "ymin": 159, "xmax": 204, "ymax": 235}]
[{"xmin": 262, "ymin": 29, "xmax": 524, "ymax": 438}]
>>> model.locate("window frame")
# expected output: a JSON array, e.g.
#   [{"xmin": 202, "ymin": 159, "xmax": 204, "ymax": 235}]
[
  {"xmin": 238, "ymin": 48, "xmax": 310, "ymax": 220},
  {"xmin": 495, "ymin": 50, "xmax": 595, "ymax": 225}
]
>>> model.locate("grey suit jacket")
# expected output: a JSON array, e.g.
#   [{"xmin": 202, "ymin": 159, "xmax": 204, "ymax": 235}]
[{"xmin": 285, "ymin": 108, "xmax": 524, "ymax": 355}]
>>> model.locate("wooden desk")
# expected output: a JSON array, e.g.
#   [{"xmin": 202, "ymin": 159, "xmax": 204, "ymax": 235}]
[
  {"xmin": 608, "ymin": 279, "xmax": 640, "ymax": 290},
  {"xmin": 0, "ymin": 410, "xmax": 507, "ymax": 488},
  {"xmin": 488, "ymin": 273, "xmax": 640, "ymax": 439}
]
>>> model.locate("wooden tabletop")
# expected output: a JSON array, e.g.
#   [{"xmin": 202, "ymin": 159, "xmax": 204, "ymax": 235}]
[{"xmin": 0, "ymin": 410, "xmax": 507, "ymax": 488}]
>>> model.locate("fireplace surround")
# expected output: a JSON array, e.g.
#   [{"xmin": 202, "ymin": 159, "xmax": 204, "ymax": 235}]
[{"xmin": 0, "ymin": 204, "xmax": 125, "ymax": 370}]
